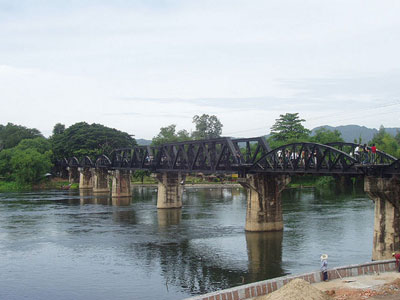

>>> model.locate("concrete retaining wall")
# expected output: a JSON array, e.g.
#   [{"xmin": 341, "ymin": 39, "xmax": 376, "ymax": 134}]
[{"xmin": 184, "ymin": 259, "xmax": 397, "ymax": 300}]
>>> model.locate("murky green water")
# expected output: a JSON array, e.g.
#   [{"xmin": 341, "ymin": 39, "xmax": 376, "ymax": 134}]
[{"xmin": 0, "ymin": 186, "xmax": 373, "ymax": 300}]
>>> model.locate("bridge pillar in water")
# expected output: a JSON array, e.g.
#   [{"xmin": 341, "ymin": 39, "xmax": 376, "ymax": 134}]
[
  {"xmin": 78, "ymin": 167, "xmax": 93, "ymax": 189},
  {"xmin": 239, "ymin": 174, "xmax": 290, "ymax": 232},
  {"xmin": 365, "ymin": 176, "xmax": 400, "ymax": 260},
  {"xmin": 67, "ymin": 166, "xmax": 80, "ymax": 184},
  {"xmin": 155, "ymin": 172, "xmax": 185, "ymax": 209},
  {"xmin": 111, "ymin": 170, "xmax": 132, "ymax": 198},
  {"xmin": 93, "ymin": 168, "xmax": 110, "ymax": 193}
]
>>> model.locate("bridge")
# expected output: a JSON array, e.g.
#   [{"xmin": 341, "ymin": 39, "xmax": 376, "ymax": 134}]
[{"xmin": 56, "ymin": 137, "xmax": 400, "ymax": 260}]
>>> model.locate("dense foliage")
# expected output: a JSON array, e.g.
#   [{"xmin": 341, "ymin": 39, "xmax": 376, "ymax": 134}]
[
  {"xmin": 51, "ymin": 122, "xmax": 136, "ymax": 158},
  {"xmin": 191, "ymin": 114, "xmax": 223, "ymax": 140},
  {"xmin": 269, "ymin": 113, "xmax": 310, "ymax": 146},
  {"xmin": 0, "ymin": 122, "xmax": 137, "ymax": 187},
  {"xmin": 0, "ymin": 123, "xmax": 43, "ymax": 150},
  {"xmin": 370, "ymin": 126, "xmax": 400, "ymax": 158},
  {"xmin": 0, "ymin": 137, "xmax": 52, "ymax": 184},
  {"xmin": 152, "ymin": 125, "xmax": 191, "ymax": 146},
  {"xmin": 152, "ymin": 114, "xmax": 222, "ymax": 145}
]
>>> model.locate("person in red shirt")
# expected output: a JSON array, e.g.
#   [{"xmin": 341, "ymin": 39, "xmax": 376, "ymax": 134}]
[
  {"xmin": 393, "ymin": 252, "xmax": 400, "ymax": 272},
  {"xmin": 371, "ymin": 144, "xmax": 377, "ymax": 164}
]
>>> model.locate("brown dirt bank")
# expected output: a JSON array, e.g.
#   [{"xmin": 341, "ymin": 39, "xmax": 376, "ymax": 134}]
[{"xmin": 253, "ymin": 273, "xmax": 400, "ymax": 300}]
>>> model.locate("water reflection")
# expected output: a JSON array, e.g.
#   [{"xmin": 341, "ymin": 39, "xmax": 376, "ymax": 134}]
[
  {"xmin": 157, "ymin": 209, "xmax": 181, "ymax": 227},
  {"xmin": 246, "ymin": 231, "xmax": 284, "ymax": 282}
]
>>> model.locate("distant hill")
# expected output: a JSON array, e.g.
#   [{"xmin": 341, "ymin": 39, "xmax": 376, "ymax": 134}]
[
  {"xmin": 136, "ymin": 138, "xmax": 151, "ymax": 146},
  {"xmin": 311, "ymin": 125, "xmax": 400, "ymax": 143}
]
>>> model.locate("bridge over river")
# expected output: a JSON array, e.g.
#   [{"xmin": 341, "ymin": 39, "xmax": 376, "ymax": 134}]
[{"xmin": 57, "ymin": 137, "xmax": 400, "ymax": 260}]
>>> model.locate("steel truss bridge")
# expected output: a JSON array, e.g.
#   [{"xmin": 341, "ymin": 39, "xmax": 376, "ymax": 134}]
[{"xmin": 58, "ymin": 137, "xmax": 400, "ymax": 177}]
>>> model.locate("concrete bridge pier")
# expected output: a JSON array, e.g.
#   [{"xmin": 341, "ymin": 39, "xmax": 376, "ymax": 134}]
[
  {"xmin": 78, "ymin": 167, "xmax": 93, "ymax": 189},
  {"xmin": 67, "ymin": 166, "xmax": 80, "ymax": 184},
  {"xmin": 365, "ymin": 176, "xmax": 400, "ymax": 260},
  {"xmin": 154, "ymin": 172, "xmax": 186, "ymax": 209},
  {"xmin": 92, "ymin": 168, "xmax": 110, "ymax": 193},
  {"xmin": 111, "ymin": 170, "xmax": 132, "ymax": 198},
  {"xmin": 239, "ymin": 174, "xmax": 290, "ymax": 232}
]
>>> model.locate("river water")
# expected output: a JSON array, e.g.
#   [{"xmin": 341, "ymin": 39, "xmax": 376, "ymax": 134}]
[{"xmin": 0, "ymin": 186, "xmax": 374, "ymax": 300}]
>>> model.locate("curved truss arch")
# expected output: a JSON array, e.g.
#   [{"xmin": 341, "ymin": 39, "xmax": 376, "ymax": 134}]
[
  {"xmin": 95, "ymin": 154, "xmax": 112, "ymax": 168},
  {"xmin": 68, "ymin": 157, "xmax": 80, "ymax": 167},
  {"xmin": 249, "ymin": 142, "xmax": 360, "ymax": 175},
  {"xmin": 79, "ymin": 156, "xmax": 93, "ymax": 168}
]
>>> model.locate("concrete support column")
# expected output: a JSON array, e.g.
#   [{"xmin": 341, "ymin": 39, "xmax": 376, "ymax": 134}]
[
  {"xmin": 67, "ymin": 166, "xmax": 79, "ymax": 184},
  {"xmin": 155, "ymin": 172, "xmax": 185, "ymax": 209},
  {"xmin": 93, "ymin": 168, "xmax": 110, "ymax": 193},
  {"xmin": 365, "ymin": 176, "xmax": 400, "ymax": 260},
  {"xmin": 78, "ymin": 167, "xmax": 93, "ymax": 189},
  {"xmin": 111, "ymin": 170, "xmax": 132, "ymax": 198},
  {"xmin": 239, "ymin": 174, "xmax": 290, "ymax": 232}
]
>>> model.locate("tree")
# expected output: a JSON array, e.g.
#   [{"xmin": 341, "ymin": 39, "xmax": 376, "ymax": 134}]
[
  {"xmin": 51, "ymin": 122, "xmax": 136, "ymax": 159},
  {"xmin": 191, "ymin": 114, "xmax": 223, "ymax": 140},
  {"xmin": 52, "ymin": 123, "xmax": 65, "ymax": 136},
  {"xmin": 0, "ymin": 123, "xmax": 43, "ymax": 150},
  {"xmin": 0, "ymin": 137, "xmax": 53, "ymax": 183},
  {"xmin": 269, "ymin": 113, "xmax": 310, "ymax": 144},
  {"xmin": 10, "ymin": 148, "xmax": 52, "ymax": 185},
  {"xmin": 152, "ymin": 125, "xmax": 191, "ymax": 146},
  {"xmin": 311, "ymin": 128, "xmax": 344, "ymax": 144}
]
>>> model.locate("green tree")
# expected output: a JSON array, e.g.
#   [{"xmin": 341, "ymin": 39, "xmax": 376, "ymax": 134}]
[
  {"xmin": 269, "ymin": 113, "xmax": 310, "ymax": 145},
  {"xmin": 191, "ymin": 114, "xmax": 223, "ymax": 140},
  {"xmin": 370, "ymin": 127, "xmax": 400, "ymax": 158},
  {"xmin": 152, "ymin": 124, "xmax": 191, "ymax": 146},
  {"xmin": 52, "ymin": 123, "xmax": 65, "ymax": 136},
  {"xmin": 311, "ymin": 128, "xmax": 344, "ymax": 144},
  {"xmin": 10, "ymin": 148, "xmax": 52, "ymax": 185},
  {"xmin": 0, "ymin": 123, "xmax": 43, "ymax": 150},
  {"xmin": 51, "ymin": 122, "xmax": 136, "ymax": 158}
]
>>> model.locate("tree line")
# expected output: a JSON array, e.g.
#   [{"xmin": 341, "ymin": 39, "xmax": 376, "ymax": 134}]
[{"xmin": 0, "ymin": 113, "xmax": 398, "ymax": 187}]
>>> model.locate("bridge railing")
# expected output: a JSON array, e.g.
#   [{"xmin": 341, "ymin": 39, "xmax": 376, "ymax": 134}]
[{"xmin": 326, "ymin": 142, "xmax": 398, "ymax": 165}]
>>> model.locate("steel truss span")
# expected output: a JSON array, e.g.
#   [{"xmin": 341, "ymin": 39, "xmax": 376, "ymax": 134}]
[{"xmin": 56, "ymin": 137, "xmax": 400, "ymax": 176}]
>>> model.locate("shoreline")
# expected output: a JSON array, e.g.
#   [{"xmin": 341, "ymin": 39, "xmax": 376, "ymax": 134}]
[{"xmin": 184, "ymin": 259, "xmax": 398, "ymax": 300}]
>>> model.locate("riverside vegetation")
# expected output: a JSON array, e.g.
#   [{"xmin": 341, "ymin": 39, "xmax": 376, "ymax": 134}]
[{"xmin": 1, "ymin": 113, "xmax": 399, "ymax": 191}]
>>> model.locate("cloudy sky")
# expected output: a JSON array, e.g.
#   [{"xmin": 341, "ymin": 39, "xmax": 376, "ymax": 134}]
[{"xmin": 1, "ymin": 0, "xmax": 400, "ymax": 139}]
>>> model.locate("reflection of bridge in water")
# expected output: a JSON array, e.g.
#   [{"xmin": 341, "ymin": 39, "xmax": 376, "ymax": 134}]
[{"xmin": 58, "ymin": 137, "xmax": 400, "ymax": 260}]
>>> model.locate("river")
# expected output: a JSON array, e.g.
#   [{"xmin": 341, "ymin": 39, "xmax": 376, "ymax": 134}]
[{"xmin": 0, "ymin": 185, "xmax": 374, "ymax": 300}]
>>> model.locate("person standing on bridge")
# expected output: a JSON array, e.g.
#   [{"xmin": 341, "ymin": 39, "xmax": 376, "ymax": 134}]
[
  {"xmin": 354, "ymin": 144, "xmax": 361, "ymax": 162},
  {"xmin": 371, "ymin": 144, "xmax": 377, "ymax": 164},
  {"xmin": 320, "ymin": 254, "xmax": 328, "ymax": 281},
  {"xmin": 362, "ymin": 144, "xmax": 369, "ymax": 164}
]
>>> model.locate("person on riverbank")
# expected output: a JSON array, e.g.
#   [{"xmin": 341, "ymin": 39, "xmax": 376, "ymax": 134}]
[
  {"xmin": 320, "ymin": 254, "xmax": 328, "ymax": 281},
  {"xmin": 392, "ymin": 252, "xmax": 400, "ymax": 272}
]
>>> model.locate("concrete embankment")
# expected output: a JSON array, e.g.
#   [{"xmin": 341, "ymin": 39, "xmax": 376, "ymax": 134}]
[{"xmin": 184, "ymin": 259, "xmax": 397, "ymax": 300}]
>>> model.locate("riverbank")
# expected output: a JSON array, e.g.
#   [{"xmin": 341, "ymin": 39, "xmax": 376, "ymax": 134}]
[{"xmin": 185, "ymin": 260, "xmax": 398, "ymax": 300}]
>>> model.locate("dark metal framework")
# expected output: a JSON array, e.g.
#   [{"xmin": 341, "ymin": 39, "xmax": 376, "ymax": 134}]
[
  {"xmin": 109, "ymin": 137, "xmax": 270, "ymax": 174},
  {"xmin": 58, "ymin": 138, "xmax": 400, "ymax": 176}
]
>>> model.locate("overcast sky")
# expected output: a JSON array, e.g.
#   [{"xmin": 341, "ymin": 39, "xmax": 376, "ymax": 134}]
[{"xmin": 1, "ymin": 0, "xmax": 400, "ymax": 139}]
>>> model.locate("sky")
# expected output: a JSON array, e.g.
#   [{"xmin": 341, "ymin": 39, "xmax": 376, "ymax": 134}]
[{"xmin": 1, "ymin": 0, "xmax": 400, "ymax": 139}]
